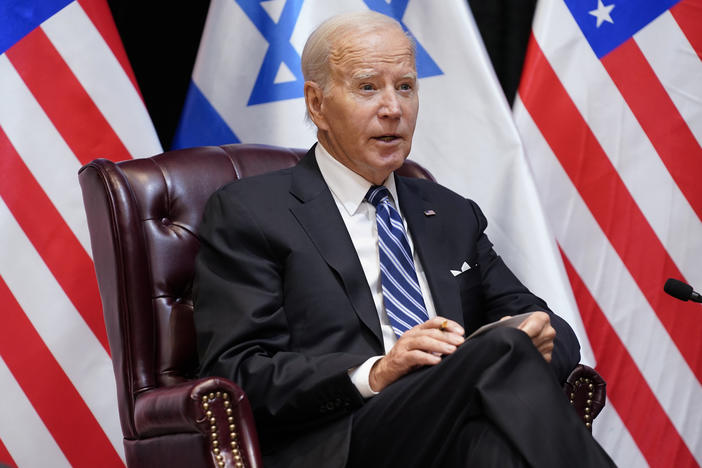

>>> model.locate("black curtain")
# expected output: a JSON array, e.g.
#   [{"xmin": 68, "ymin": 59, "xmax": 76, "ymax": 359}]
[{"xmin": 107, "ymin": 1, "xmax": 535, "ymax": 150}]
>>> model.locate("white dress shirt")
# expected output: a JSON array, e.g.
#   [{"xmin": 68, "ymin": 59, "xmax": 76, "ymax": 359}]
[{"xmin": 314, "ymin": 143, "xmax": 438, "ymax": 398}]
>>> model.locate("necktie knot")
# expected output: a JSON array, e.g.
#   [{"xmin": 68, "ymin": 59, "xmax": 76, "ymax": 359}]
[{"xmin": 366, "ymin": 185, "xmax": 391, "ymax": 208}]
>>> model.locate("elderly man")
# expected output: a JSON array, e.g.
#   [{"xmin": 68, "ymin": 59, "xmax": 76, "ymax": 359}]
[{"xmin": 194, "ymin": 11, "xmax": 614, "ymax": 468}]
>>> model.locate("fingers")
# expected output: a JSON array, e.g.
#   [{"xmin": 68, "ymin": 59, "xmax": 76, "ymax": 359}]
[
  {"xmin": 518, "ymin": 311, "xmax": 555, "ymax": 362},
  {"xmin": 405, "ymin": 319, "xmax": 464, "ymax": 348},
  {"xmin": 517, "ymin": 311, "xmax": 549, "ymax": 337},
  {"xmin": 402, "ymin": 332, "xmax": 460, "ymax": 355},
  {"xmin": 417, "ymin": 316, "xmax": 465, "ymax": 336}
]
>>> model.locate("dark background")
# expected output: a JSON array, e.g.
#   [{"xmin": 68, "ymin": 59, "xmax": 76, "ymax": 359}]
[{"xmin": 107, "ymin": 0, "xmax": 537, "ymax": 150}]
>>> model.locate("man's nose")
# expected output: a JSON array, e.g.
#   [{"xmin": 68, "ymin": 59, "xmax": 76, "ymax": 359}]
[{"xmin": 378, "ymin": 88, "xmax": 401, "ymax": 119}]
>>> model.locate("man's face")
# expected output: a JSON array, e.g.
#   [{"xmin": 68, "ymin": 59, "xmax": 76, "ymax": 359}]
[{"xmin": 307, "ymin": 27, "xmax": 419, "ymax": 185}]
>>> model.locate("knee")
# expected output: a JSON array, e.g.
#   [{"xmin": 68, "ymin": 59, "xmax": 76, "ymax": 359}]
[
  {"xmin": 468, "ymin": 326, "xmax": 544, "ymax": 368},
  {"xmin": 481, "ymin": 326, "xmax": 533, "ymax": 351},
  {"xmin": 446, "ymin": 326, "xmax": 536, "ymax": 371}
]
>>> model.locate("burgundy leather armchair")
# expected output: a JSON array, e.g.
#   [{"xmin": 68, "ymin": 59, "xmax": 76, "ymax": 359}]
[{"xmin": 79, "ymin": 143, "xmax": 605, "ymax": 468}]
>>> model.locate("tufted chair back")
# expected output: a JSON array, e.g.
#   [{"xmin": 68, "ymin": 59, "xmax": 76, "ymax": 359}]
[{"xmin": 78, "ymin": 143, "xmax": 434, "ymax": 467}]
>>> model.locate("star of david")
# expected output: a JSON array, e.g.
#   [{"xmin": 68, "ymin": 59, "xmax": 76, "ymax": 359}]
[
  {"xmin": 238, "ymin": 0, "xmax": 443, "ymax": 106},
  {"xmin": 236, "ymin": 0, "xmax": 305, "ymax": 105}
]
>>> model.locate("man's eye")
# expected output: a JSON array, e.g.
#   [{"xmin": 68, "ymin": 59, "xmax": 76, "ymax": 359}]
[
  {"xmin": 360, "ymin": 84, "xmax": 374, "ymax": 91},
  {"xmin": 399, "ymin": 83, "xmax": 412, "ymax": 91}
]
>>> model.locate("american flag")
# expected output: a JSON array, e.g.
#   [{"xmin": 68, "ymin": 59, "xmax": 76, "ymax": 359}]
[
  {"xmin": 0, "ymin": 0, "xmax": 161, "ymax": 466},
  {"xmin": 514, "ymin": 0, "xmax": 702, "ymax": 466}
]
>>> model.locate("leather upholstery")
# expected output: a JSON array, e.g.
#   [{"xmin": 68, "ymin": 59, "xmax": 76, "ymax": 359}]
[{"xmin": 78, "ymin": 143, "xmax": 605, "ymax": 468}]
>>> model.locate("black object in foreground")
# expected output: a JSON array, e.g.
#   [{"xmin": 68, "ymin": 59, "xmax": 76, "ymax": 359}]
[{"xmin": 664, "ymin": 278, "xmax": 702, "ymax": 303}]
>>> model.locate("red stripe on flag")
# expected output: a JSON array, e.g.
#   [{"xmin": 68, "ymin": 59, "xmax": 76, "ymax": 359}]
[
  {"xmin": 0, "ymin": 127, "xmax": 109, "ymax": 353},
  {"xmin": 0, "ymin": 438, "xmax": 17, "ymax": 468},
  {"xmin": 560, "ymin": 250, "xmax": 697, "ymax": 468},
  {"xmin": 519, "ymin": 35, "xmax": 702, "ymax": 381},
  {"xmin": 0, "ymin": 277, "xmax": 124, "ymax": 467},
  {"xmin": 76, "ymin": 0, "xmax": 142, "ymax": 98},
  {"xmin": 671, "ymin": 0, "xmax": 702, "ymax": 60},
  {"xmin": 5, "ymin": 26, "xmax": 131, "ymax": 165},
  {"xmin": 601, "ymin": 39, "xmax": 702, "ymax": 221}
]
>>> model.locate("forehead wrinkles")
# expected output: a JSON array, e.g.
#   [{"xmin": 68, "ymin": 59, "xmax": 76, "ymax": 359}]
[{"xmin": 328, "ymin": 40, "xmax": 415, "ymax": 80}]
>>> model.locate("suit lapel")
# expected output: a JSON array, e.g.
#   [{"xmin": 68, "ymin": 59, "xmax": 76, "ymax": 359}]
[
  {"xmin": 396, "ymin": 177, "xmax": 463, "ymax": 326},
  {"xmin": 289, "ymin": 148, "xmax": 383, "ymax": 347}
]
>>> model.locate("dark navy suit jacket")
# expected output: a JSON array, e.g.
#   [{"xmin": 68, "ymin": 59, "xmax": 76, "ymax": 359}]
[{"xmin": 194, "ymin": 147, "xmax": 580, "ymax": 468}]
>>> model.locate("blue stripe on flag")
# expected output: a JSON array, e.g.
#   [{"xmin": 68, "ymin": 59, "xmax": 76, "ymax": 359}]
[
  {"xmin": 564, "ymin": 0, "xmax": 681, "ymax": 58},
  {"xmin": 171, "ymin": 81, "xmax": 240, "ymax": 150},
  {"xmin": 363, "ymin": 0, "xmax": 443, "ymax": 78},
  {"xmin": 0, "ymin": 0, "xmax": 72, "ymax": 54}
]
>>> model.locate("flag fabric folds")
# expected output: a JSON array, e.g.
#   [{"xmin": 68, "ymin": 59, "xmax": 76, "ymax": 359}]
[
  {"xmin": 175, "ymin": 0, "xmax": 590, "ymax": 362},
  {"xmin": 0, "ymin": 0, "xmax": 162, "ymax": 466},
  {"xmin": 514, "ymin": 0, "xmax": 702, "ymax": 466}
]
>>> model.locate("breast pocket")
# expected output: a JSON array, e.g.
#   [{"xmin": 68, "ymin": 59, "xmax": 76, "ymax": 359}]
[
  {"xmin": 456, "ymin": 265, "xmax": 486, "ymax": 333},
  {"xmin": 457, "ymin": 265, "xmax": 483, "ymax": 305}
]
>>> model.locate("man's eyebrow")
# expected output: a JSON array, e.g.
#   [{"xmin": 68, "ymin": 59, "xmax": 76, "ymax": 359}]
[
  {"xmin": 351, "ymin": 70, "xmax": 377, "ymax": 81},
  {"xmin": 350, "ymin": 71, "xmax": 418, "ymax": 81}
]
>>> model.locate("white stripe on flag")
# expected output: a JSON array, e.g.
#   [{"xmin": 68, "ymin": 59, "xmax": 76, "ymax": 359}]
[
  {"xmin": 530, "ymin": 0, "xmax": 702, "ymax": 289},
  {"xmin": 635, "ymin": 10, "xmax": 702, "ymax": 148},
  {"xmin": 594, "ymin": 402, "xmax": 648, "ymax": 468},
  {"xmin": 42, "ymin": 2, "xmax": 161, "ymax": 158},
  {"xmin": 0, "ymin": 198, "xmax": 124, "ymax": 459},
  {"xmin": 0, "ymin": 55, "xmax": 91, "ymax": 256},
  {"xmin": 0, "ymin": 356, "xmax": 71, "ymax": 468},
  {"xmin": 515, "ymin": 98, "xmax": 702, "ymax": 461}
]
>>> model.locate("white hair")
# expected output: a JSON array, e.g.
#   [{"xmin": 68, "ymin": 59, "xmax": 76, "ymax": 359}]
[{"xmin": 301, "ymin": 11, "xmax": 416, "ymax": 93}]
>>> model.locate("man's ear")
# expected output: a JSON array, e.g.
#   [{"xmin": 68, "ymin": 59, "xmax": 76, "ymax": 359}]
[{"xmin": 304, "ymin": 81, "xmax": 328, "ymax": 130}]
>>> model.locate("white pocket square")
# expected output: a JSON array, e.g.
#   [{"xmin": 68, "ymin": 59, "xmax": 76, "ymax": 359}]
[{"xmin": 450, "ymin": 261, "xmax": 471, "ymax": 277}]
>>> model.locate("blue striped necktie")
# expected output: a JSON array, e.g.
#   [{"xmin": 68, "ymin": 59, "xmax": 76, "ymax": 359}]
[{"xmin": 366, "ymin": 185, "xmax": 429, "ymax": 338}]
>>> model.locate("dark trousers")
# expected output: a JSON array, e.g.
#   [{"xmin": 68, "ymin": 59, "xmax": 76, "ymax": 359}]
[{"xmin": 346, "ymin": 327, "xmax": 615, "ymax": 467}]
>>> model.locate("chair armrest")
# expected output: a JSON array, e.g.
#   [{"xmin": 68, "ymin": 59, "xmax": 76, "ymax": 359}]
[
  {"xmin": 564, "ymin": 364, "xmax": 606, "ymax": 431},
  {"xmin": 134, "ymin": 377, "xmax": 262, "ymax": 468}
]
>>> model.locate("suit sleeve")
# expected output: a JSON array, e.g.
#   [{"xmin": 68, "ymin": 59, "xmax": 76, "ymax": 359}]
[
  {"xmin": 193, "ymin": 188, "xmax": 366, "ymax": 442},
  {"xmin": 467, "ymin": 199, "xmax": 581, "ymax": 383}
]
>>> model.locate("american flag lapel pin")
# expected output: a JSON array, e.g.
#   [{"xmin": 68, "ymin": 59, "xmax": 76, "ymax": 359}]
[{"xmin": 423, "ymin": 209, "xmax": 436, "ymax": 217}]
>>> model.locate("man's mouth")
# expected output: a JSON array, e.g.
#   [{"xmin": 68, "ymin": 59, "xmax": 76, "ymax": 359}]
[{"xmin": 374, "ymin": 135, "xmax": 400, "ymax": 142}]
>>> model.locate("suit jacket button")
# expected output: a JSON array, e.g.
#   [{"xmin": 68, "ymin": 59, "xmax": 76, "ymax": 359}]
[{"xmin": 326, "ymin": 402, "xmax": 335, "ymax": 411}]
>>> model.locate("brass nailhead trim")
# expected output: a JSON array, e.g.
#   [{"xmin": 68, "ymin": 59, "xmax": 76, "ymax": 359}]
[
  {"xmin": 201, "ymin": 391, "xmax": 246, "ymax": 468},
  {"xmin": 569, "ymin": 375, "xmax": 596, "ymax": 430}
]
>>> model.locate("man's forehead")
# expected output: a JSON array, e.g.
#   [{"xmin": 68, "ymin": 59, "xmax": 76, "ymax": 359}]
[
  {"xmin": 329, "ymin": 29, "xmax": 414, "ymax": 67},
  {"xmin": 330, "ymin": 45, "xmax": 416, "ymax": 79}
]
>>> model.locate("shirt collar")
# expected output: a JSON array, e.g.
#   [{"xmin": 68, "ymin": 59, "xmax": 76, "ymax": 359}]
[{"xmin": 315, "ymin": 143, "xmax": 400, "ymax": 216}]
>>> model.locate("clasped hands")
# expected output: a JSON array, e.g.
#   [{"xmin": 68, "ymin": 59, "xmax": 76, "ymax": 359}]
[{"xmin": 369, "ymin": 312, "xmax": 555, "ymax": 392}]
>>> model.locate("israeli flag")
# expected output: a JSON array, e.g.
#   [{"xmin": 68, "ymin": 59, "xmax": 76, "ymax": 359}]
[{"xmin": 174, "ymin": 0, "xmax": 593, "ymax": 363}]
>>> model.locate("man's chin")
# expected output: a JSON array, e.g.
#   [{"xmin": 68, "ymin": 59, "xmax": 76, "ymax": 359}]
[{"xmin": 376, "ymin": 154, "xmax": 409, "ymax": 180}]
